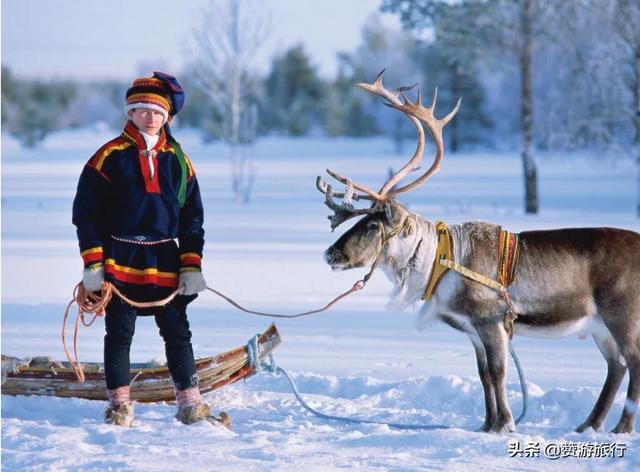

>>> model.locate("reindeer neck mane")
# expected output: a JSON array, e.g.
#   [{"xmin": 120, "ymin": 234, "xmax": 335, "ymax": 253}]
[{"xmin": 380, "ymin": 217, "xmax": 471, "ymax": 309}]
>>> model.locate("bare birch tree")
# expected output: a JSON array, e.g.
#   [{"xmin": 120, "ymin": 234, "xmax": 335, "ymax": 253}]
[{"xmin": 190, "ymin": 0, "xmax": 270, "ymax": 204}]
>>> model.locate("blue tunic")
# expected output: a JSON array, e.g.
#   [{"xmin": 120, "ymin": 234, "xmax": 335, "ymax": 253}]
[{"xmin": 72, "ymin": 122, "xmax": 204, "ymax": 302}]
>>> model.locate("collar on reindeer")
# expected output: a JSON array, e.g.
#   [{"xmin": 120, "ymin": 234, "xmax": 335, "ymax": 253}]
[{"xmin": 422, "ymin": 221, "xmax": 453, "ymax": 301}]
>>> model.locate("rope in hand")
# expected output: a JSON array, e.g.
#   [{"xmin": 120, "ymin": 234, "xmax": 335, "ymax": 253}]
[{"xmin": 62, "ymin": 277, "xmax": 368, "ymax": 382}]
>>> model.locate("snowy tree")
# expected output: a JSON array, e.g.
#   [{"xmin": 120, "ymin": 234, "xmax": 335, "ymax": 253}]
[
  {"xmin": 2, "ymin": 69, "xmax": 77, "ymax": 148},
  {"xmin": 189, "ymin": 0, "xmax": 271, "ymax": 204},
  {"xmin": 263, "ymin": 44, "xmax": 325, "ymax": 136},
  {"xmin": 531, "ymin": 1, "xmax": 627, "ymax": 151},
  {"xmin": 382, "ymin": 1, "xmax": 493, "ymax": 151},
  {"xmin": 613, "ymin": 0, "xmax": 640, "ymax": 216},
  {"xmin": 337, "ymin": 14, "xmax": 420, "ymax": 154},
  {"xmin": 325, "ymin": 56, "xmax": 379, "ymax": 137},
  {"xmin": 383, "ymin": 0, "xmax": 546, "ymax": 213}
]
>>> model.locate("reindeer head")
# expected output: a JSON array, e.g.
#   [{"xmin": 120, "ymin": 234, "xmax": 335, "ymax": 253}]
[
  {"xmin": 318, "ymin": 70, "xmax": 460, "ymax": 272},
  {"xmin": 324, "ymin": 200, "xmax": 414, "ymax": 270}
]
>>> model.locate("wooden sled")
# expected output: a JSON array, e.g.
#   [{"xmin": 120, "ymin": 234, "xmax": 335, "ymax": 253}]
[{"xmin": 1, "ymin": 323, "xmax": 281, "ymax": 403}]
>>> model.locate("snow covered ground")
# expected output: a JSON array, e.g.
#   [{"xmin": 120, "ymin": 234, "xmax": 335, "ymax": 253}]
[{"xmin": 2, "ymin": 129, "xmax": 639, "ymax": 471}]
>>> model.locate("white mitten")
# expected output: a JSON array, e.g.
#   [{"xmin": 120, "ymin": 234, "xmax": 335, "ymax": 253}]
[
  {"xmin": 179, "ymin": 270, "xmax": 207, "ymax": 295},
  {"xmin": 82, "ymin": 265, "xmax": 105, "ymax": 292}
]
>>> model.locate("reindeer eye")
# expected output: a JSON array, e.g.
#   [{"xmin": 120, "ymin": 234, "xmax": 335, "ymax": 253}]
[{"xmin": 366, "ymin": 221, "xmax": 380, "ymax": 232}]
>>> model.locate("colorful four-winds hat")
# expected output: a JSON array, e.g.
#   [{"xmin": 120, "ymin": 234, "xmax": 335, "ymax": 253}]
[{"xmin": 124, "ymin": 71, "xmax": 185, "ymax": 120}]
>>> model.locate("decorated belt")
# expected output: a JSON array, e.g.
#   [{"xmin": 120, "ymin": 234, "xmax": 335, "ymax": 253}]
[{"xmin": 110, "ymin": 235, "xmax": 174, "ymax": 246}]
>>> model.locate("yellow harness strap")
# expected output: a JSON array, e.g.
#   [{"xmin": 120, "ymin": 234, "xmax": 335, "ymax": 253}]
[
  {"xmin": 440, "ymin": 259, "xmax": 506, "ymax": 293},
  {"xmin": 421, "ymin": 221, "xmax": 453, "ymax": 300}
]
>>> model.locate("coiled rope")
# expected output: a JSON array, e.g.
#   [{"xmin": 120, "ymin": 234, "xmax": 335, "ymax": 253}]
[{"xmin": 61, "ymin": 282, "xmax": 183, "ymax": 382}]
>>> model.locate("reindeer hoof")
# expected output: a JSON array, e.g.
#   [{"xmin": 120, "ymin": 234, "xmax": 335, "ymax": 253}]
[
  {"xmin": 477, "ymin": 421, "xmax": 493, "ymax": 433},
  {"xmin": 611, "ymin": 422, "xmax": 634, "ymax": 434},
  {"xmin": 575, "ymin": 423, "xmax": 589, "ymax": 433},
  {"xmin": 491, "ymin": 421, "xmax": 516, "ymax": 433},
  {"xmin": 575, "ymin": 421, "xmax": 601, "ymax": 433}
]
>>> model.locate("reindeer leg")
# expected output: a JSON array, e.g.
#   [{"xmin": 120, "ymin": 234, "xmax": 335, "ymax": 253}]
[
  {"xmin": 470, "ymin": 336, "xmax": 497, "ymax": 432},
  {"xmin": 576, "ymin": 331, "xmax": 626, "ymax": 432},
  {"xmin": 601, "ymin": 307, "xmax": 640, "ymax": 434},
  {"xmin": 613, "ymin": 351, "xmax": 640, "ymax": 433},
  {"xmin": 611, "ymin": 337, "xmax": 640, "ymax": 434},
  {"xmin": 476, "ymin": 322, "xmax": 515, "ymax": 433}
]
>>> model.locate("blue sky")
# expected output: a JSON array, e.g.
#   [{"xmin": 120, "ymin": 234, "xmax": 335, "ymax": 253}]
[{"xmin": 2, "ymin": 0, "xmax": 399, "ymax": 80}]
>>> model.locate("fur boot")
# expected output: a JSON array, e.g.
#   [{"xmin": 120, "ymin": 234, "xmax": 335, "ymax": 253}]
[
  {"xmin": 104, "ymin": 385, "xmax": 134, "ymax": 427},
  {"xmin": 174, "ymin": 386, "xmax": 231, "ymax": 427}
]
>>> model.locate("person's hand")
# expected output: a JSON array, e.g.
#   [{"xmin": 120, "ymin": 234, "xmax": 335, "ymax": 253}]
[
  {"xmin": 82, "ymin": 265, "xmax": 104, "ymax": 292},
  {"xmin": 179, "ymin": 270, "xmax": 207, "ymax": 295}
]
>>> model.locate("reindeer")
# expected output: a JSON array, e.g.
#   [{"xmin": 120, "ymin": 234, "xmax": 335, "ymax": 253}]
[{"xmin": 317, "ymin": 71, "xmax": 640, "ymax": 433}]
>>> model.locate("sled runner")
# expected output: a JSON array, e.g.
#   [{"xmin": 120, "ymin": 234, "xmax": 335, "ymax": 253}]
[{"xmin": 1, "ymin": 323, "xmax": 280, "ymax": 403}]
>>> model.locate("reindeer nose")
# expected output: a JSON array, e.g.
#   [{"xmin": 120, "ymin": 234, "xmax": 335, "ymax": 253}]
[{"xmin": 324, "ymin": 247, "xmax": 344, "ymax": 266}]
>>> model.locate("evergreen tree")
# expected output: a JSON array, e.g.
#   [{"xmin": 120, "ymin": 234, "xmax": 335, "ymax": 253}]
[
  {"xmin": 2, "ymin": 70, "xmax": 76, "ymax": 148},
  {"xmin": 325, "ymin": 57, "xmax": 379, "ymax": 137},
  {"xmin": 331, "ymin": 14, "xmax": 419, "ymax": 150},
  {"xmin": 263, "ymin": 44, "xmax": 325, "ymax": 136}
]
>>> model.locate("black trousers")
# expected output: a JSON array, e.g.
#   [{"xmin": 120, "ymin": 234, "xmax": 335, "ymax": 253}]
[{"xmin": 104, "ymin": 295, "xmax": 198, "ymax": 391}]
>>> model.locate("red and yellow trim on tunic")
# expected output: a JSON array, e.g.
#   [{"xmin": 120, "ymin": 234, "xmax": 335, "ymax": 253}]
[
  {"xmin": 88, "ymin": 138, "xmax": 131, "ymax": 172},
  {"xmin": 104, "ymin": 259, "xmax": 178, "ymax": 287},
  {"xmin": 81, "ymin": 246, "xmax": 104, "ymax": 265},
  {"xmin": 183, "ymin": 154, "xmax": 195, "ymax": 180},
  {"xmin": 180, "ymin": 252, "xmax": 202, "ymax": 268}
]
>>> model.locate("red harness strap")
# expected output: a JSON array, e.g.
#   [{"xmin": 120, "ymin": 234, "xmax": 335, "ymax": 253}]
[
  {"xmin": 498, "ymin": 229, "xmax": 521, "ymax": 287},
  {"xmin": 497, "ymin": 229, "xmax": 521, "ymax": 338}
]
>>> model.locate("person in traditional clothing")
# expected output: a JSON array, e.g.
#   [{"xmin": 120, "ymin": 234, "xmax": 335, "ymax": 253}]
[{"xmin": 72, "ymin": 72, "xmax": 211, "ymax": 426}]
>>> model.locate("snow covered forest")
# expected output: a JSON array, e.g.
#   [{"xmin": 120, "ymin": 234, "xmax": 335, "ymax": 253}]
[
  {"xmin": 3, "ymin": 0, "xmax": 639, "ymax": 153},
  {"xmin": 4, "ymin": 0, "xmax": 640, "ymax": 216}
]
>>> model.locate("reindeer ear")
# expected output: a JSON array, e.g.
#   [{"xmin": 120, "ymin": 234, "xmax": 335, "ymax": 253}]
[{"xmin": 384, "ymin": 202, "xmax": 393, "ymax": 222}]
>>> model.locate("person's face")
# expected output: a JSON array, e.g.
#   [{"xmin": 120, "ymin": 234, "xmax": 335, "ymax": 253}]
[{"xmin": 129, "ymin": 108, "xmax": 166, "ymax": 135}]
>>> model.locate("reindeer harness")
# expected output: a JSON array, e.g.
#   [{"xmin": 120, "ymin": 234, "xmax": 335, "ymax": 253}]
[{"xmin": 422, "ymin": 222, "xmax": 522, "ymax": 337}]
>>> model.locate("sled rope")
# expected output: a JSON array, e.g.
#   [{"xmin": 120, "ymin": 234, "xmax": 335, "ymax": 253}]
[
  {"xmin": 509, "ymin": 343, "xmax": 528, "ymax": 424},
  {"xmin": 246, "ymin": 335, "xmax": 450, "ymax": 430},
  {"xmin": 63, "ymin": 267, "xmax": 528, "ymax": 426},
  {"xmin": 247, "ymin": 334, "xmax": 528, "ymax": 430},
  {"xmin": 246, "ymin": 334, "xmax": 528, "ymax": 430}
]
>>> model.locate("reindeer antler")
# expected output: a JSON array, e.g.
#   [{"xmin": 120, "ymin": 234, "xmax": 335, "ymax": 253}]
[{"xmin": 317, "ymin": 70, "xmax": 461, "ymax": 229}]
